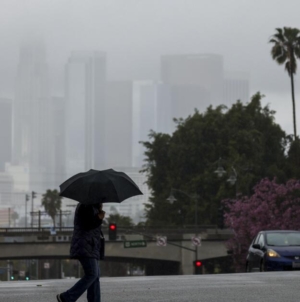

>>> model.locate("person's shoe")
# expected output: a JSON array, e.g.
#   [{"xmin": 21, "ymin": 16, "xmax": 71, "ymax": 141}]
[{"xmin": 56, "ymin": 294, "xmax": 66, "ymax": 302}]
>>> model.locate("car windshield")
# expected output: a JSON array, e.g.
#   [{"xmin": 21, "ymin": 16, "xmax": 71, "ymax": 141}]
[{"xmin": 266, "ymin": 232, "xmax": 300, "ymax": 246}]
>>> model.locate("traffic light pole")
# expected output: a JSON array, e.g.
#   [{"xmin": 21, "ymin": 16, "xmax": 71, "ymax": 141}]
[
  {"xmin": 126, "ymin": 228, "xmax": 201, "ymax": 274},
  {"xmin": 25, "ymin": 194, "xmax": 29, "ymax": 228},
  {"xmin": 126, "ymin": 229, "xmax": 196, "ymax": 253}
]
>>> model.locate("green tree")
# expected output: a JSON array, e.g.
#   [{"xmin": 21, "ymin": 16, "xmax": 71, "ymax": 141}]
[
  {"xmin": 141, "ymin": 93, "xmax": 289, "ymax": 226},
  {"xmin": 286, "ymin": 137, "xmax": 300, "ymax": 178},
  {"xmin": 105, "ymin": 213, "xmax": 134, "ymax": 227},
  {"xmin": 41, "ymin": 189, "xmax": 62, "ymax": 228},
  {"xmin": 269, "ymin": 27, "xmax": 300, "ymax": 139}
]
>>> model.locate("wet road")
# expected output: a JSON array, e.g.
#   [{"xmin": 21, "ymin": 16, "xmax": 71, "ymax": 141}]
[{"xmin": 0, "ymin": 272, "xmax": 299, "ymax": 302}]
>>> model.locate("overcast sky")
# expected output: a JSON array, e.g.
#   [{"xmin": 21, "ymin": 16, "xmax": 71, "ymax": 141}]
[{"xmin": 0, "ymin": 0, "xmax": 300, "ymax": 135}]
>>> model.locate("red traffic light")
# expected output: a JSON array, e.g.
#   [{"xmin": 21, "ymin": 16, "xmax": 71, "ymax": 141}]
[
  {"xmin": 108, "ymin": 223, "xmax": 117, "ymax": 240},
  {"xmin": 195, "ymin": 261, "xmax": 202, "ymax": 267},
  {"xmin": 109, "ymin": 223, "xmax": 116, "ymax": 231}
]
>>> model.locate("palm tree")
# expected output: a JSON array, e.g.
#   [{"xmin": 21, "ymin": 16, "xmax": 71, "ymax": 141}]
[
  {"xmin": 11, "ymin": 211, "xmax": 19, "ymax": 227},
  {"xmin": 269, "ymin": 27, "xmax": 300, "ymax": 139},
  {"xmin": 41, "ymin": 189, "xmax": 62, "ymax": 228}
]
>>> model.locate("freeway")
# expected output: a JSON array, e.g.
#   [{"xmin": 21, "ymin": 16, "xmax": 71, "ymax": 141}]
[{"xmin": 0, "ymin": 272, "xmax": 299, "ymax": 302}]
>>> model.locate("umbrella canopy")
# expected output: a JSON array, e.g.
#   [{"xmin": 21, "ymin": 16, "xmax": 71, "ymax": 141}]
[{"xmin": 59, "ymin": 169, "xmax": 143, "ymax": 204}]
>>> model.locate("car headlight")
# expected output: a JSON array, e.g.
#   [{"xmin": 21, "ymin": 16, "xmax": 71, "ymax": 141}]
[{"xmin": 266, "ymin": 249, "xmax": 281, "ymax": 258}]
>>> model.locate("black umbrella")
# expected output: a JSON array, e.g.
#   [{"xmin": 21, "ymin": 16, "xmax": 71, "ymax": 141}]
[{"xmin": 59, "ymin": 169, "xmax": 143, "ymax": 204}]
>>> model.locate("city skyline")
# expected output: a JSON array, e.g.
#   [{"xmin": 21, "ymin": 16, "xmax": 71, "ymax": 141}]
[
  {"xmin": 0, "ymin": 37, "xmax": 252, "ymax": 226},
  {"xmin": 0, "ymin": 0, "xmax": 299, "ymax": 138}
]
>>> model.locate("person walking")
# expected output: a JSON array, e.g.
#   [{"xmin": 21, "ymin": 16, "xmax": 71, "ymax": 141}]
[{"xmin": 57, "ymin": 202, "xmax": 105, "ymax": 302}]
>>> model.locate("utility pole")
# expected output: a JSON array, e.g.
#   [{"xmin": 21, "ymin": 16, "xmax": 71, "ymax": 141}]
[
  {"xmin": 8, "ymin": 208, "xmax": 11, "ymax": 228},
  {"xmin": 59, "ymin": 210, "xmax": 62, "ymax": 231},
  {"xmin": 25, "ymin": 194, "xmax": 30, "ymax": 228},
  {"xmin": 38, "ymin": 211, "xmax": 41, "ymax": 231},
  {"xmin": 31, "ymin": 191, "xmax": 36, "ymax": 227}
]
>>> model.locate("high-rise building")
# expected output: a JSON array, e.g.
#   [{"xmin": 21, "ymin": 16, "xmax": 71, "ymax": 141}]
[
  {"xmin": 65, "ymin": 51, "xmax": 106, "ymax": 177},
  {"xmin": 13, "ymin": 39, "xmax": 54, "ymax": 192},
  {"xmin": 0, "ymin": 98, "xmax": 12, "ymax": 171},
  {"xmin": 132, "ymin": 81, "xmax": 173, "ymax": 167},
  {"xmin": 161, "ymin": 53, "xmax": 224, "ymax": 119},
  {"xmin": 0, "ymin": 173, "xmax": 13, "ymax": 207},
  {"xmin": 51, "ymin": 97, "xmax": 66, "ymax": 187},
  {"xmin": 223, "ymin": 71, "xmax": 250, "ymax": 105},
  {"xmin": 105, "ymin": 81, "xmax": 133, "ymax": 169}
]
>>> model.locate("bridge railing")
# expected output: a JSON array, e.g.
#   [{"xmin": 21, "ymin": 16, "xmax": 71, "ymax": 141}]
[
  {"xmin": 0, "ymin": 225, "xmax": 224, "ymax": 235},
  {"xmin": 0, "ymin": 227, "xmax": 74, "ymax": 233}
]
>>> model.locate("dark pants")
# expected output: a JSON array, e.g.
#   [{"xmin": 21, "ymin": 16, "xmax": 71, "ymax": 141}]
[{"xmin": 62, "ymin": 258, "xmax": 101, "ymax": 302}]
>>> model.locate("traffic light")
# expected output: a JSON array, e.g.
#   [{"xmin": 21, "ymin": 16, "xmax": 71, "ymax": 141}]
[
  {"xmin": 217, "ymin": 207, "xmax": 224, "ymax": 229},
  {"xmin": 25, "ymin": 276, "xmax": 30, "ymax": 281},
  {"xmin": 10, "ymin": 276, "xmax": 14, "ymax": 280},
  {"xmin": 194, "ymin": 260, "xmax": 202, "ymax": 274},
  {"xmin": 108, "ymin": 223, "xmax": 117, "ymax": 240},
  {"xmin": 32, "ymin": 191, "xmax": 37, "ymax": 199}
]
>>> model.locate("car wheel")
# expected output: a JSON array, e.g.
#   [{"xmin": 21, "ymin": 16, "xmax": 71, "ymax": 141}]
[
  {"xmin": 246, "ymin": 262, "xmax": 252, "ymax": 272},
  {"xmin": 260, "ymin": 260, "xmax": 265, "ymax": 272}
]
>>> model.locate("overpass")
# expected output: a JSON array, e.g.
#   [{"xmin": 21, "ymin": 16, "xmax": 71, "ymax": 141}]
[{"xmin": 0, "ymin": 226, "xmax": 233, "ymax": 275}]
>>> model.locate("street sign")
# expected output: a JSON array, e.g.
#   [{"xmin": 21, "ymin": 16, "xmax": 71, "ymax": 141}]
[
  {"xmin": 191, "ymin": 236, "xmax": 201, "ymax": 246},
  {"xmin": 124, "ymin": 240, "xmax": 147, "ymax": 248},
  {"xmin": 157, "ymin": 236, "xmax": 167, "ymax": 246},
  {"xmin": 44, "ymin": 262, "xmax": 50, "ymax": 269},
  {"xmin": 19, "ymin": 271, "xmax": 25, "ymax": 277}
]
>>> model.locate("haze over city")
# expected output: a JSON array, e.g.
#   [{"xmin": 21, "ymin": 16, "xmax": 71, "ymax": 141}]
[
  {"xmin": 0, "ymin": 0, "xmax": 299, "ymax": 133},
  {"xmin": 0, "ymin": 0, "xmax": 300, "ymax": 226}
]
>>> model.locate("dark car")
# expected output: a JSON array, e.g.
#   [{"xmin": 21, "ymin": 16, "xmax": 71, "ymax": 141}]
[{"xmin": 246, "ymin": 230, "xmax": 300, "ymax": 272}]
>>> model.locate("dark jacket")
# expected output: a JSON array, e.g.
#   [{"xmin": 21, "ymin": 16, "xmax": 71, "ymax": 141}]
[{"xmin": 70, "ymin": 203, "xmax": 104, "ymax": 260}]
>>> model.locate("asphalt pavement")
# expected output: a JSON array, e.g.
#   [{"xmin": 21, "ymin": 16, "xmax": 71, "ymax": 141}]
[{"xmin": 0, "ymin": 271, "xmax": 299, "ymax": 302}]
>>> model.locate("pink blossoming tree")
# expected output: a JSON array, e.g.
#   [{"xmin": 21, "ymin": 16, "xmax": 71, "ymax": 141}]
[{"xmin": 222, "ymin": 178, "xmax": 300, "ymax": 272}]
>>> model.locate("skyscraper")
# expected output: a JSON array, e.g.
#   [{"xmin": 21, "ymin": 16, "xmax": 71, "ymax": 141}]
[
  {"xmin": 13, "ymin": 39, "xmax": 54, "ymax": 192},
  {"xmin": 132, "ymin": 81, "xmax": 173, "ymax": 167},
  {"xmin": 65, "ymin": 51, "xmax": 106, "ymax": 177},
  {"xmin": 223, "ymin": 71, "xmax": 250, "ymax": 105},
  {"xmin": 0, "ymin": 98, "xmax": 12, "ymax": 171},
  {"xmin": 51, "ymin": 96, "xmax": 66, "ymax": 187},
  {"xmin": 105, "ymin": 81, "xmax": 133, "ymax": 169},
  {"xmin": 161, "ymin": 53, "xmax": 224, "ymax": 119}
]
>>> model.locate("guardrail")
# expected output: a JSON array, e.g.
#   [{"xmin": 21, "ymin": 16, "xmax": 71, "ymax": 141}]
[{"xmin": 0, "ymin": 225, "xmax": 227, "ymax": 235}]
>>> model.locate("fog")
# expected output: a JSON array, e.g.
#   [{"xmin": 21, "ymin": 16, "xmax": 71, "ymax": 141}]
[
  {"xmin": 0, "ymin": 0, "xmax": 299, "ymax": 95},
  {"xmin": 0, "ymin": 0, "xmax": 299, "ymax": 224}
]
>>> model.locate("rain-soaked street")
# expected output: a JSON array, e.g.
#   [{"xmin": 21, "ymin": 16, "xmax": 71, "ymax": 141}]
[{"xmin": 1, "ymin": 272, "xmax": 300, "ymax": 302}]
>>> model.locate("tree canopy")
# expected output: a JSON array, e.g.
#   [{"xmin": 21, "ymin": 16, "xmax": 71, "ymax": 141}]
[{"xmin": 141, "ymin": 93, "xmax": 290, "ymax": 227}]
